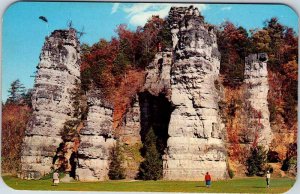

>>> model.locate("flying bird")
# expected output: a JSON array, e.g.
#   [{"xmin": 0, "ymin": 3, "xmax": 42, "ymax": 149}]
[
  {"xmin": 39, "ymin": 16, "xmax": 49, "ymax": 36},
  {"xmin": 39, "ymin": 16, "xmax": 48, "ymax": 23}
]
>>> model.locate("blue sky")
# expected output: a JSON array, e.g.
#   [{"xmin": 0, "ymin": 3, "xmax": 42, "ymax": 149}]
[{"xmin": 2, "ymin": 2, "xmax": 298, "ymax": 101}]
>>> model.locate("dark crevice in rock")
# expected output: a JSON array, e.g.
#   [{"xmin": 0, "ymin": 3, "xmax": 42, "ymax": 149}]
[{"xmin": 138, "ymin": 91, "xmax": 175, "ymax": 156}]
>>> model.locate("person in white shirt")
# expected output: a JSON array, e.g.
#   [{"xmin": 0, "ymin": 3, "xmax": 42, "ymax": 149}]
[
  {"xmin": 266, "ymin": 171, "xmax": 271, "ymax": 188},
  {"xmin": 52, "ymin": 171, "xmax": 60, "ymax": 186}
]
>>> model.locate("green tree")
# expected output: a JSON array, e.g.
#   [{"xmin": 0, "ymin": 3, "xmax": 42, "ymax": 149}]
[
  {"xmin": 138, "ymin": 128, "xmax": 162, "ymax": 180},
  {"xmin": 263, "ymin": 17, "xmax": 285, "ymax": 55},
  {"xmin": 108, "ymin": 141, "xmax": 126, "ymax": 180},
  {"xmin": 250, "ymin": 29, "xmax": 271, "ymax": 53},
  {"xmin": 245, "ymin": 146, "xmax": 268, "ymax": 176},
  {"xmin": 7, "ymin": 79, "xmax": 26, "ymax": 104}
]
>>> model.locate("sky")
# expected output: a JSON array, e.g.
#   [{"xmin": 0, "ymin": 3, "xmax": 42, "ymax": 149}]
[{"xmin": 1, "ymin": 2, "xmax": 299, "ymax": 101}]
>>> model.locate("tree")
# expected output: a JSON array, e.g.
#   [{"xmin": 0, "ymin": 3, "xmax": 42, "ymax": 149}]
[
  {"xmin": 250, "ymin": 29, "xmax": 271, "ymax": 53},
  {"xmin": 108, "ymin": 141, "xmax": 126, "ymax": 180},
  {"xmin": 263, "ymin": 17, "xmax": 285, "ymax": 56},
  {"xmin": 1, "ymin": 103, "xmax": 32, "ymax": 174},
  {"xmin": 138, "ymin": 128, "xmax": 162, "ymax": 180},
  {"xmin": 218, "ymin": 22, "xmax": 250, "ymax": 87},
  {"xmin": 245, "ymin": 146, "xmax": 268, "ymax": 176},
  {"xmin": 7, "ymin": 79, "xmax": 26, "ymax": 104}
]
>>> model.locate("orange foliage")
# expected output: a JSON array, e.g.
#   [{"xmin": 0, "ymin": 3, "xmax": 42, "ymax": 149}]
[
  {"xmin": 224, "ymin": 87, "xmax": 246, "ymax": 162},
  {"xmin": 282, "ymin": 60, "xmax": 298, "ymax": 81},
  {"xmin": 1, "ymin": 103, "xmax": 32, "ymax": 174},
  {"xmin": 107, "ymin": 69, "xmax": 146, "ymax": 130},
  {"xmin": 268, "ymin": 70, "xmax": 297, "ymax": 160}
]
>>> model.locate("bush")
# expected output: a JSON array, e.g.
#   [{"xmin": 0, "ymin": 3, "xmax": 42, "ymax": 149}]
[
  {"xmin": 245, "ymin": 146, "xmax": 267, "ymax": 176},
  {"xmin": 108, "ymin": 141, "xmax": 126, "ymax": 180},
  {"xmin": 228, "ymin": 168, "xmax": 235, "ymax": 179},
  {"xmin": 281, "ymin": 156, "xmax": 297, "ymax": 172}
]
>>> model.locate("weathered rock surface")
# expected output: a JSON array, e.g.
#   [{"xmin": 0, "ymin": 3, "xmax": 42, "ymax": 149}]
[
  {"xmin": 143, "ymin": 51, "xmax": 173, "ymax": 98},
  {"xmin": 163, "ymin": 6, "xmax": 227, "ymax": 180},
  {"xmin": 244, "ymin": 53, "xmax": 272, "ymax": 146},
  {"xmin": 119, "ymin": 96, "xmax": 141, "ymax": 144},
  {"xmin": 76, "ymin": 90, "xmax": 115, "ymax": 181},
  {"xmin": 20, "ymin": 29, "xmax": 81, "ymax": 179}
]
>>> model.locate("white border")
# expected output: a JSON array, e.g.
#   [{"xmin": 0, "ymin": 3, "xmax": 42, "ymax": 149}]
[{"xmin": 0, "ymin": 0, "xmax": 299, "ymax": 194}]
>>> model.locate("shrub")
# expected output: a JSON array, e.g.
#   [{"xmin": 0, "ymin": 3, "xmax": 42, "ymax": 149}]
[
  {"xmin": 245, "ymin": 146, "xmax": 267, "ymax": 176},
  {"xmin": 228, "ymin": 168, "xmax": 235, "ymax": 179},
  {"xmin": 108, "ymin": 141, "xmax": 126, "ymax": 180}
]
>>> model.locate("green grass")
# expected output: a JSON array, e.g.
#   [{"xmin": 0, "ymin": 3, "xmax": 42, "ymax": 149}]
[{"xmin": 2, "ymin": 175, "xmax": 296, "ymax": 193}]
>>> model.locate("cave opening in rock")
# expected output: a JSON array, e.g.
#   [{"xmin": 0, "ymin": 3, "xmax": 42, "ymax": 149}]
[
  {"xmin": 52, "ymin": 143, "xmax": 78, "ymax": 179},
  {"xmin": 138, "ymin": 91, "xmax": 174, "ymax": 157}
]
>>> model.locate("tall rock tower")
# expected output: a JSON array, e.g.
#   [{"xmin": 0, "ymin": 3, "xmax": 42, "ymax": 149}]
[
  {"xmin": 163, "ymin": 6, "xmax": 227, "ymax": 180},
  {"xmin": 20, "ymin": 29, "xmax": 81, "ymax": 179},
  {"xmin": 244, "ymin": 53, "xmax": 272, "ymax": 146},
  {"xmin": 76, "ymin": 90, "xmax": 116, "ymax": 181}
]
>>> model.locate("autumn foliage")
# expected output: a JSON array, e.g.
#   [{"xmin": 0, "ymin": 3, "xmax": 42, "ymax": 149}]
[
  {"xmin": 1, "ymin": 103, "xmax": 32, "ymax": 174},
  {"xmin": 80, "ymin": 16, "xmax": 171, "ymax": 131}
]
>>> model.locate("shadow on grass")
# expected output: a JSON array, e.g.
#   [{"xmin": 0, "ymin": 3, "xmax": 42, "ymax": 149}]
[{"xmin": 195, "ymin": 185, "xmax": 207, "ymax": 188}]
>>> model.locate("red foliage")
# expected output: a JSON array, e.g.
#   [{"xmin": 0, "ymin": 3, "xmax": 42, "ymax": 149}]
[
  {"xmin": 219, "ymin": 22, "xmax": 248, "ymax": 64},
  {"xmin": 108, "ymin": 69, "xmax": 146, "ymax": 130}
]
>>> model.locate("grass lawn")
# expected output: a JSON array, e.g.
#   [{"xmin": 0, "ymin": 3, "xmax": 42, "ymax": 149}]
[{"xmin": 1, "ymin": 175, "xmax": 296, "ymax": 193}]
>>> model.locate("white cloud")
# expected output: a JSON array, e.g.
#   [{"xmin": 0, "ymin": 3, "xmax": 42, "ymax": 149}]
[
  {"xmin": 123, "ymin": 3, "xmax": 153, "ymax": 17},
  {"xmin": 111, "ymin": 3, "xmax": 120, "ymax": 14},
  {"xmin": 121, "ymin": 4, "xmax": 208, "ymax": 26},
  {"xmin": 221, "ymin": 6, "xmax": 232, "ymax": 11}
]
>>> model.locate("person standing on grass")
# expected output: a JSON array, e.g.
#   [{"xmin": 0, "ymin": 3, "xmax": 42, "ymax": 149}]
[
  {"xmin": 205, "ymin": 172, "xmax": 211, "ymax": 188},
  {"xmin": 266, "ymin": 171, "xmax": 271, "ymax": 188},
  {"xmin": 52, "ymin": 171, "xmax": 60, "ymax": 186}
]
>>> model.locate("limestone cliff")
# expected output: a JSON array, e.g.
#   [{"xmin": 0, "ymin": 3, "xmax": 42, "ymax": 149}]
[{"xmin": 20, "ymin": 29, "xmax": 81, "ymax": 179}]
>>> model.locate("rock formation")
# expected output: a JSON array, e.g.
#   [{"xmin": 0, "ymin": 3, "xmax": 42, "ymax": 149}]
[
  {"xmin": 20, "ymin": 29, "xmax": 81, "ymax": 179},
  {"xmin": 143, "ymin": 50, "xmax": 173, "ymax": 97},
  {"xmin": 19, "ymin": 6, "xmax": 240, "ymax": 181},
  {"xmin": 244, "ymin": 53, "xmax": 272, "ymax": 146},
  {"xmin": 138, "ymin": 6, "xmax": 227, "ymax": 180},
  {"xmin": 119, "ymin": 96, "xmax": 141, "ymax": 144},
  {"xmin": 76, "ymin": 90, "xmax": 115, "ymax": 181},
  {"xmin": 163, "ymin": 6, "xmax": 227, "ymax": 180}
]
